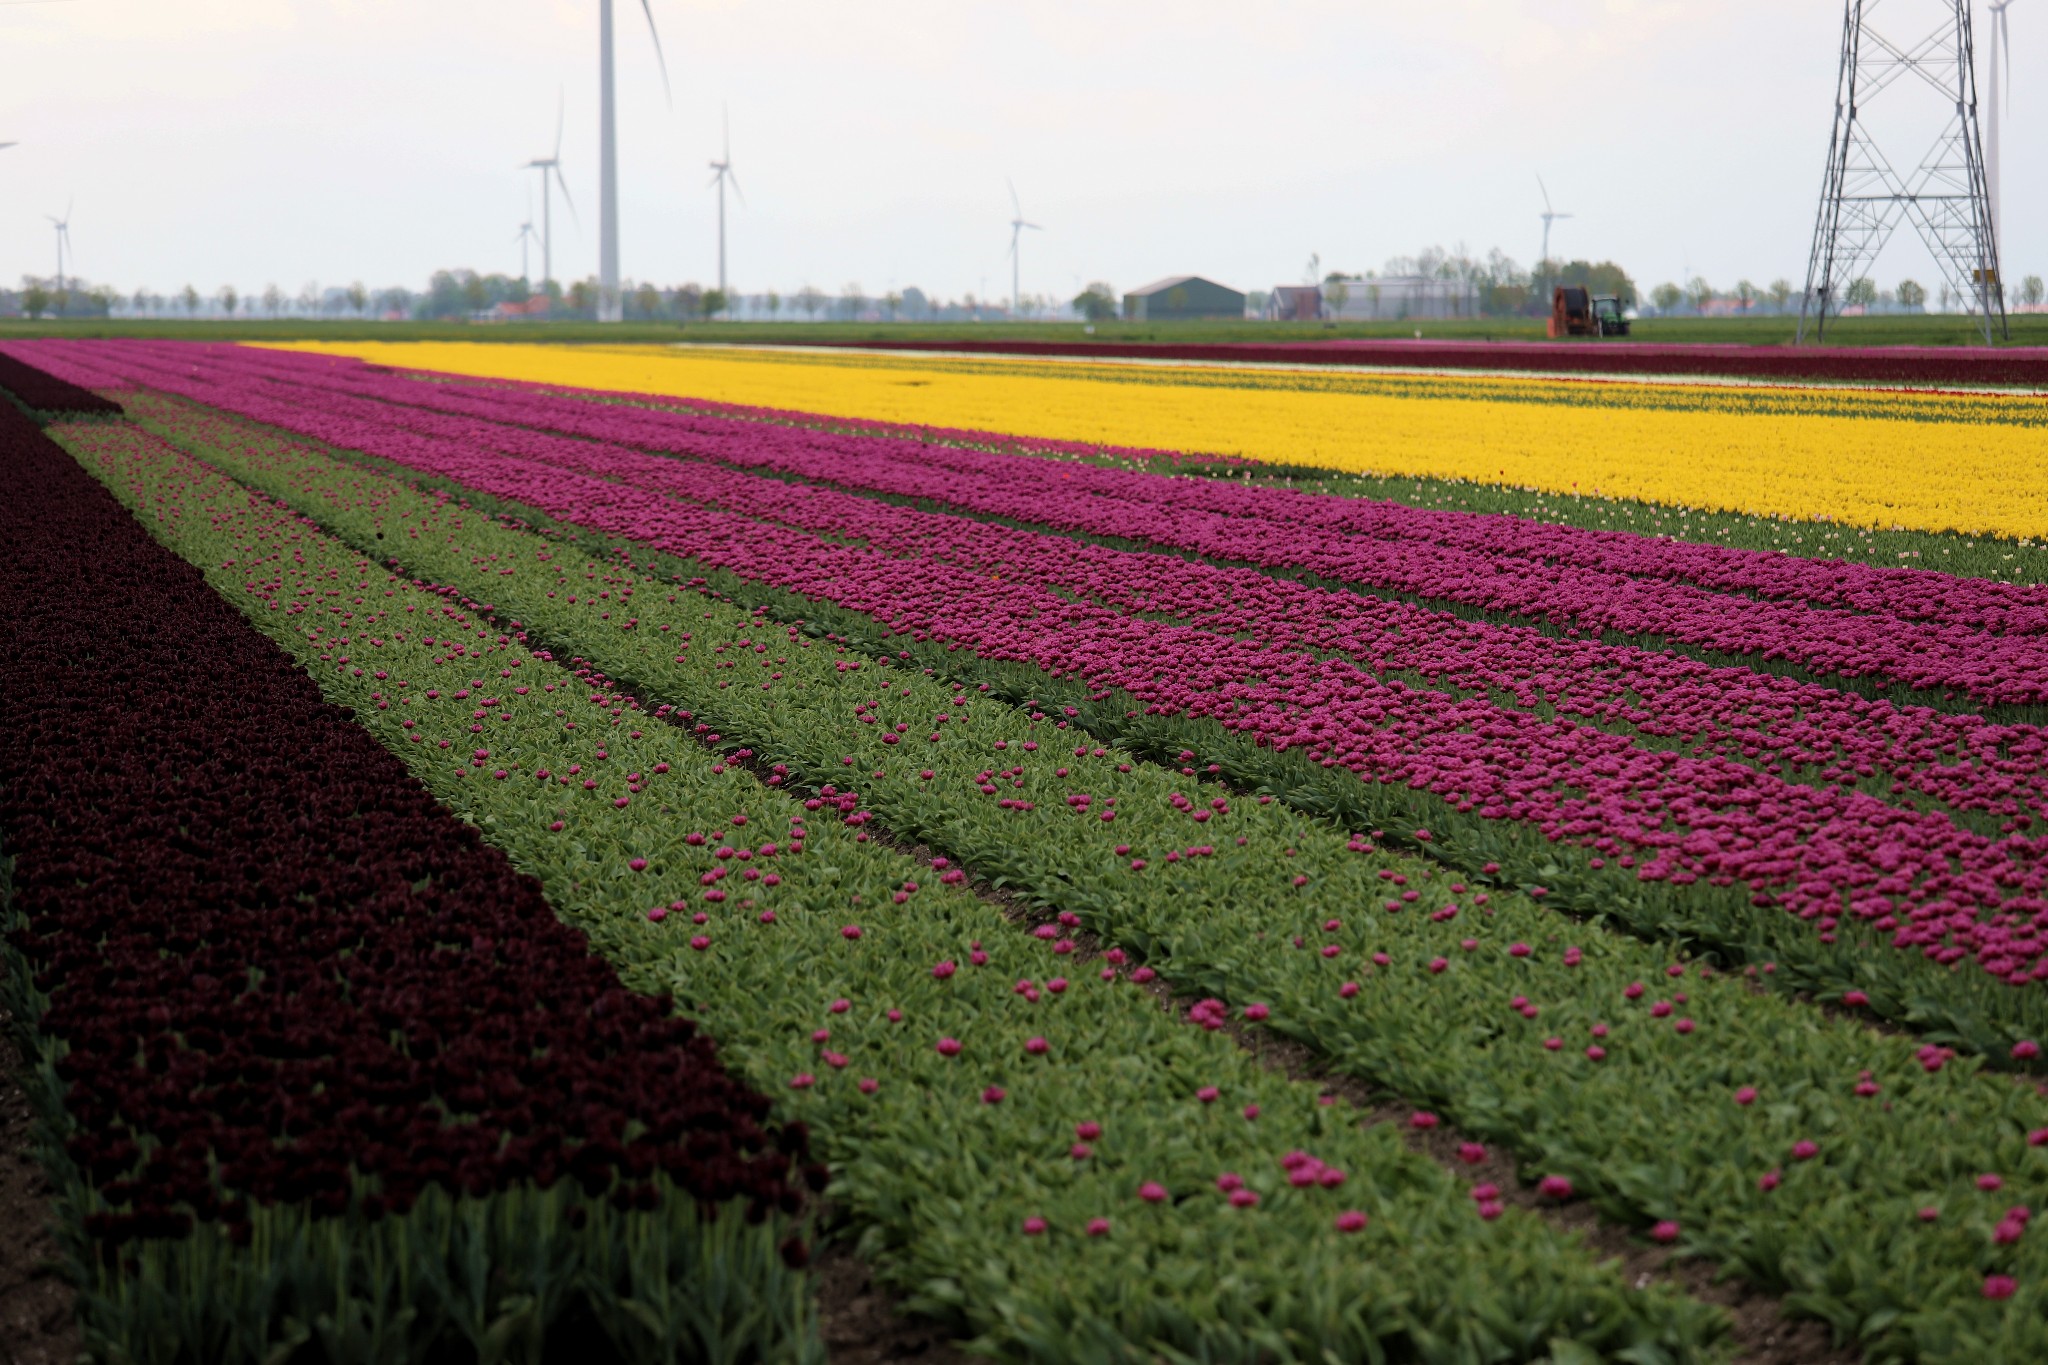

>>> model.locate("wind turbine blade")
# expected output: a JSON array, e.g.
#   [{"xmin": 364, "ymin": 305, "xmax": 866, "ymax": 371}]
[
  {"xmin": 1008, "ymin": 177, "xmax": 1021, "ymax": 219},
  {"xmin": 638, "ymin": 0, "xmax": 673, "ymax": 107},
  {"xmin": 708, "ymin": 170, "xmax": 722, "ymax": 189},
  {"xmin": 723, "ymin": 102, "xmax": 730, "ymax": 163},
  {"xmin": 1537, "ymin": 175, "xmax": 1552, "ymax": 214},
  {"xmin": 729, "ymin": 170, "xmax": 745, "ymax": 208},
  {"xmin": 555, "ymin": 165, "xmax": 579, "ymax": 225},
  {"xmin": 0, "ymin": 142, "xmax": 16, "ymax": 151},
  {"xmin": 2003, "ymin": 8, "xmax": 2013, "ymax": 116},
  {"xmin": 1023, "ymin": 221, "xmax": 1043, "ymax": 230}
]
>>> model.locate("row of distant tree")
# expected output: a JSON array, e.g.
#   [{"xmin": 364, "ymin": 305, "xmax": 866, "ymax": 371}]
[
  {"xmin": 1636, "ymin": 274, "xmax": 2047, "ymax": 316},
  {"xmin": 7, "ymin": 253, "xmax": 2044, "ymax": 323},
  {"xmin": 3, "ymin": 279, "xmax": 402, "ymax": 321},
  {"xmin": 0, "ymin": 271, "xmax": 1081, "ymax": 323}
]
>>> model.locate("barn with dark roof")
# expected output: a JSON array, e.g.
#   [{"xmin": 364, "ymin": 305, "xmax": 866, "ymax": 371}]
[{"xmin": 1121, "ymin": 275, "xmax": 1246, "ymax": 321}]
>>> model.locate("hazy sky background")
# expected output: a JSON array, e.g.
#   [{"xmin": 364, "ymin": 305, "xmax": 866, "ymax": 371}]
[{"xmin": 0, "ymin": 0, "xmax": 2037, "ymax": 302}]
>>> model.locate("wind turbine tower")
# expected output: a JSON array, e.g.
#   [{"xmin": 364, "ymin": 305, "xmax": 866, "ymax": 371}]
[
  {"xmin": 523, "ymin": 91, "xmax": 576, "ymax": 295},
  {"xmin": 1988, "ymin": 0, "xmax": 2017, "ymax": 255},
  {"xmin": 596, "ymin": 0, "xmax": 671, "ymax": 323},
  {"xmin": 708, "ymin": 106, "xmax": 744, "ymax": 301},
  {"xmin": 1007, "ymin": 180, "xmax": 1041, "ymax": 317}
]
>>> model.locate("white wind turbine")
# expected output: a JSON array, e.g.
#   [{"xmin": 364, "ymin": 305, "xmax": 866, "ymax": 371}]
[
  {"xmin": 47, "ymin": 200, "xmax": 72, "ymax": 314},
  {"xmin": 1988, "ymin": 0, "xmax": 2018, "ymax": 263},
  {"xmin": 707, "ymin": 105, "xmax": 744, "ymax": 302},
  {"xmin": 595, "ymin": 0, "xmax": 672, "ymax": 322},
  {"xmin": 1538, "ymin": 175, "xmax": 1573, "ymax": 278},
  {"xmin": 516, "ymin": 199, "xmax": 540, "ymax": 284},
  {"xmin": 1006, "ymin": 179, "xmax": 1041, "ymax": 317},
  {"xmin": 522, "ymin": 90, "xmax": 578, "ymax": 296}
]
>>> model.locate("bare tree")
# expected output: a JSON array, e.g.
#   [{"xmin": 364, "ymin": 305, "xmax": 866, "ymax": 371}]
[{"xmin": 347, "ymin": 281, "xmax": 368, "ymax": 316}]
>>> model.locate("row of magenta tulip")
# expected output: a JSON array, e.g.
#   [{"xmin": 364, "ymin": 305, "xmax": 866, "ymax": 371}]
[
  {"xmin": 54, "ymin": 415, "xmax": 1722, "ymax": 1364},
  {"xmin": 0, "ymin": 399, "xmax": 821, "ymax": 1365},
  {"xmin": 104, "ymin": 402, "xmax": 2048, "ymax": 1363},
  {"xmin": 102, "ymin": 366, "xmax": 2048, "ymax": 1037},
  {"xmin": 103, "ymin": 338, "xmax": 2048, "ymax": 714}
]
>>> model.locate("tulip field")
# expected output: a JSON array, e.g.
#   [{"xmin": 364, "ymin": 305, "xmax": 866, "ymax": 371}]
[{"xmin": 7, "ymin": 339, "xmax": 2048, "ymax": 1364}]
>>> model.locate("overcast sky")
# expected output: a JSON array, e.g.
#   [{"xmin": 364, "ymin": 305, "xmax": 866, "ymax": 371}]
[{"xmin": 0, "ymin": 0, "xmax": 2038, "ymax": 303}]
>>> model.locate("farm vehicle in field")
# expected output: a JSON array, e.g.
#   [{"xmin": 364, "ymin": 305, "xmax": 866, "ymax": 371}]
[{"xmin": 1548, "ymin": 285, "xmax": 1632, "ymax": 338}]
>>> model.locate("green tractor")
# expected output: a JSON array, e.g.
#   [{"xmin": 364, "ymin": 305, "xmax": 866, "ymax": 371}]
[{"xmin": 1549, "ymin": 286, "xmax": 1633, "ymax": 338}]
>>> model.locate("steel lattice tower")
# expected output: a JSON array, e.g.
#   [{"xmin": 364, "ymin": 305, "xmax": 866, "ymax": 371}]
[{"xmin": 1799, "ymin": 0, "xmax": 2007, "ymax": 344}]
